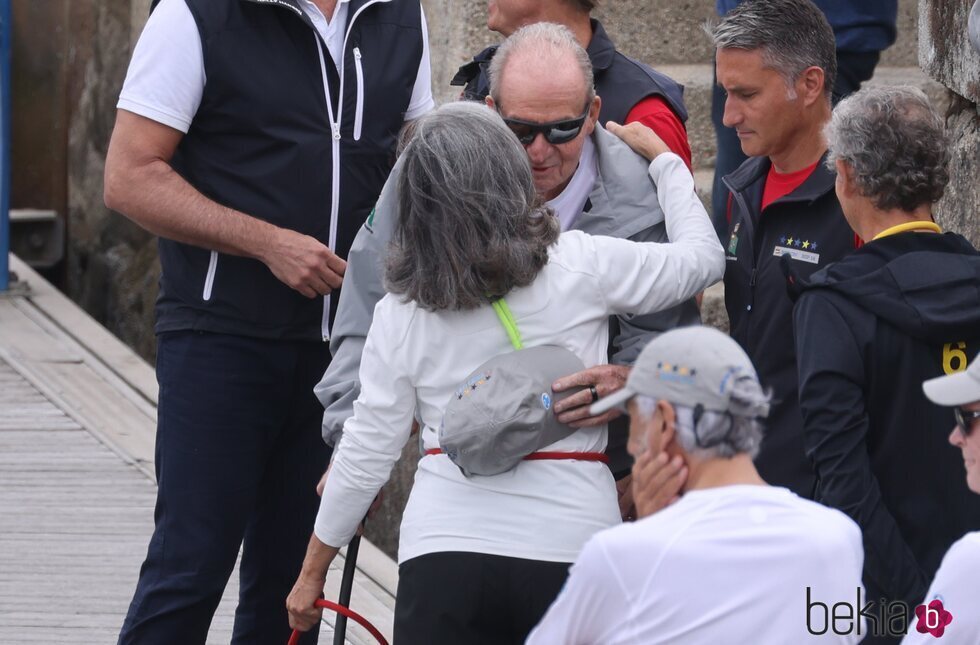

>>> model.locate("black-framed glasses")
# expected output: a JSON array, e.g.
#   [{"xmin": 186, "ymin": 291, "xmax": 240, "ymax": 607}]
[
  {"xmin": 955, "ymin": 407, "xmax": 980, "ymax": 436},
  {"xmin": 500, "ymin": 103, "xmax": 591, "ymax": 146}
]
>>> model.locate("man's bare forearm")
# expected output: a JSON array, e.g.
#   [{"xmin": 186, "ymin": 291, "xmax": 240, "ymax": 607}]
[
  {"xmin": 104, "ymin": 110, "xmax": 344, "ymax": 297},
  {"xmin": 105, "ymin": 153, "xmax": 275, "ymax": 263}
]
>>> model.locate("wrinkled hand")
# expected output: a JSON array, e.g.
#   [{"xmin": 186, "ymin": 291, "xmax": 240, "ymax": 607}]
[
  {"xmin": 286, "ymin": 572, "xmax": 325, "ymax": 633},
  {"xmin": 606, "ymin": 121, "xmax": 671, "ymax": 161},
  {"xmin": 632, "ymin": 451, "xmax": 687, "ymax": 518},
  {"xmin": 616, "ymin": 474, "xmax": 636, "ymax": 521},
  {"xmin": 261, "ymin": 227, "xmax": 347, "ymax": 298},
  {"xmin": 553, "ymin": 365, "xmax": 630, "ymax": 428}
]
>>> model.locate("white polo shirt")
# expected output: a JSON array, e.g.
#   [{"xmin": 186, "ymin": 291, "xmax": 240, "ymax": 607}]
[{"xmin": 117, "ymin": 0, "xmax": 434, "ymax": 133}]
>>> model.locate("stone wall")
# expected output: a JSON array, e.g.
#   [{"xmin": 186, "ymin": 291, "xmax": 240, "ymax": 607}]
[
  {"xmin": 63, "ymin": 0, "xmax": 159, "ymax": 361},
  {"xmin": 920, "ymin": 0, "xmax": 980, "ymax": 248}
]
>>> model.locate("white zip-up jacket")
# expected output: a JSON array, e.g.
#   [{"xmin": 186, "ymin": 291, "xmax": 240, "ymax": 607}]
[{"xmin": 314, "ymin": 153, "xmax": 725, "ymax": 564}]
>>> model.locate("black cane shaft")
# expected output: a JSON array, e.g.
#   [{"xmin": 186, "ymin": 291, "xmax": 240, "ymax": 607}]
[{"xmin": 333, "ymin": 533, "xmax": 362, "ymax": 645}]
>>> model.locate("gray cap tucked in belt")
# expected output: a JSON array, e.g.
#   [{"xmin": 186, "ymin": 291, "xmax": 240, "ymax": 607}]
[{"xmin": 438, "ymin": 345, "xmax": 586, "ymax": 477}]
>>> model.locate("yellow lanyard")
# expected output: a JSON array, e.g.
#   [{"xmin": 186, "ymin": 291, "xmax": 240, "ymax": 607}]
[
  {"xmin": 872, "ymin": 221, "xmax": 942, "ymax": 240},
  {"xmin": 491, "ymin": 298, "xmax": 523, "ymax": 350}
]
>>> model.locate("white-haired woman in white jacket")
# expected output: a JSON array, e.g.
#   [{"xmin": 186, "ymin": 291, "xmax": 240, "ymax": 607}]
[{"xmin": 287, "ymin": 101, "xmax": 724, "ymax": 644}]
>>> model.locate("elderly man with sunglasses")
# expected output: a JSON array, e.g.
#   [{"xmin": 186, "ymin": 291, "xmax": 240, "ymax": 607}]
[
  {"xmin": 315, "ymin": 22, "xmax": 705, "ymax": 516},
  {"xmin": 790, "ymin": 86, "xmax": 980, "ymax": 640},
  {"xmin": 901, "ymin": 354, "xmax": 980, "ymax": 643}
]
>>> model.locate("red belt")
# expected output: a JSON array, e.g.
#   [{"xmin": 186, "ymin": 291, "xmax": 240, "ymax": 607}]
[{"xmin": 425, "ymin": 448, "xmax": 609, "ymax": 464}]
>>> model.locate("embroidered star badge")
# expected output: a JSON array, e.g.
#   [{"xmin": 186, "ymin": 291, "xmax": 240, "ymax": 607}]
[
  {"xmin": 787, "ymin": 237, "xmax": 794, "ymax": 246},
  {"xmin": 802, "ymin": 240, "xmax": 810, "ymax": 249}
]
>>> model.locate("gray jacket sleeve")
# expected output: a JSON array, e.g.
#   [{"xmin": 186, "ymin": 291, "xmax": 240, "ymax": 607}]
[
  {"xmin": 315, "ymin": 159, "xmax": 402, "ymax": 446},
  {"xmin": 608, "ymin": 220, "xmax": 701, "ymax": 366}
]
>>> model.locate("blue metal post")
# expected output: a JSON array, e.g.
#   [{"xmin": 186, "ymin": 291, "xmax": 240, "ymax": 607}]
[{"xmin": 0, "ymin": 0, "xmax": 10, "ymax": 291}]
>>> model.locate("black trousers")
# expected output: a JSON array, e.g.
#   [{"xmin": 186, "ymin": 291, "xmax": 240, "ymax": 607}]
[
  {"xmin": 394, "ymin": 552, "xmax": 571, "ymax": 645},
  {"xmin": 118, "ymin": 331, "xmax": 331, "ymax": 645}
]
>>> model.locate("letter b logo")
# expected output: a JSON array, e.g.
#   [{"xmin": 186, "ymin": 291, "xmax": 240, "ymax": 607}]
[{"xmin": 915, "ymin": 599, "xmax": 953, "ymax": 637}]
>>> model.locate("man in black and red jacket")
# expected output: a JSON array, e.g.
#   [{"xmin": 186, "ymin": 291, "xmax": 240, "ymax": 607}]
[{"xmin": 708, "ymin": 0, "xmax": 856, "ymax": 498}]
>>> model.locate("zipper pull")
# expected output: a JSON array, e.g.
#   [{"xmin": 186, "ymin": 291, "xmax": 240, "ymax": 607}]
[
  {"xmin": 749, "ymin": 268, "xmax": 758, "ymax": 288},
  {"xmin": 353, "ymin": 47, "xmax": 362, "ymax": 60},
  {"xmin": 332, "ymin": 123, "xmax": 341, "ymax": 141}
]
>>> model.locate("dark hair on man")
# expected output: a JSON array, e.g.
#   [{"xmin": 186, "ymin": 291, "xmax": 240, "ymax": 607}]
[
  {"xmin": 707, "ymin": 0, "xmax": 837, "ymax": 99},
  {"xmin": 826, "ymin": 85, "xmax": 950, "ymax": 212},
  {"xmin": 385, "ymin": 102, "xmax": 560, "ymax": 311}
]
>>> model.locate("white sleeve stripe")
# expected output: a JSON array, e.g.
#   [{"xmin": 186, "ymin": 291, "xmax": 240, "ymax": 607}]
[
  {"xmin": 403, "ymin": 97, "xmax": 435, "ymax": 121},
  {"xmin": 404, "ymin": 4, "xmax": 434, "ymax": 122},
  {"xmin": 117, "ymin": 97, "xmax": 194, "ymax": 133}
]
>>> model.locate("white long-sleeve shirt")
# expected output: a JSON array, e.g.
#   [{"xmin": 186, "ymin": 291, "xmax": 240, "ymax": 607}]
[{"xmin": 314, "ymin": 153, "xmax": 725, "ymax": 564}]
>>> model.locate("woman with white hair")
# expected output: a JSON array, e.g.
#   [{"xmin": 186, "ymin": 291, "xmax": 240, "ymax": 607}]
[{"xmin": 286, "ymin": 100, "xmax": 723, "ymax": 643}]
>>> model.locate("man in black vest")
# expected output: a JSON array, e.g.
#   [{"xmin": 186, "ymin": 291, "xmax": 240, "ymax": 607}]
[
  {"xmin": 104, "ymin": 0, "xmax": 432, "ymax": 642},
  {"xmin": 708, "ymin": 0, "xmax": 855, "ymax": 498}
]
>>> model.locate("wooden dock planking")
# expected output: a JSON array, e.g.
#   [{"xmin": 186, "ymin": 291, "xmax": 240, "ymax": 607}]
[{"xmin": 1, "ymin": 255, "xmax": 398, "ymax": 644}]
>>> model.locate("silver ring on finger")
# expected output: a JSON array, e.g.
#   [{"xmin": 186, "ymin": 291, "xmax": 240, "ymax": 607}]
[{"xmin": 589, "ymin": 385, "xmax": 599, "ymax": 403}]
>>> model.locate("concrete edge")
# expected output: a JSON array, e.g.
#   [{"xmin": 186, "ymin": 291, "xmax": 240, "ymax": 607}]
[{"xmin": 8, "ymin": 253, "xmax": 159, "ymax": 405}]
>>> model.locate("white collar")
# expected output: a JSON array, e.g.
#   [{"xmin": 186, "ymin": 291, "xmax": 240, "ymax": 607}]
[{"xmin": 546, "ymin": 136, "xmax": 598, "ymax": 232}]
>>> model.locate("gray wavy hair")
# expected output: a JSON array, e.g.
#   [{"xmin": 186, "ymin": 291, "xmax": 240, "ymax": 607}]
[
  {"xmin": 706, "ymin": 0, "xmax": 836, "ymax": 100},
  {"xmin": 634, "ymin": 376, "xmax": 771, "ymax": 460},
  {"xmin": 825, "ymin": 85, "xmax": 949, "ymax": 212},
  {"xmin": 488, "ymin": 22, "xmax": 595, "ymax": 108},
  {"xmin": 384, "ymin": 102, "xmax": 560, "ymax": 311}
]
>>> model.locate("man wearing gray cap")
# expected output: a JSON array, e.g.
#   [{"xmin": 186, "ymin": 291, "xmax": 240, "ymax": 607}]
[
  {"xmin": 528, "ymin": 326, "xmax": 865, "ymax": 645},
  {"xmin": 903, "ymin": 354, "xmax": 980, "ymax": 644}
]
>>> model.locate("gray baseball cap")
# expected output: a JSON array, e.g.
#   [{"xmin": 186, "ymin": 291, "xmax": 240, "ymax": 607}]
[
  {"xmin": 590, "ymin": 326, "xmax": 769, "ymax": 418},
  {"xmin": 438, "ymin": 345, "xmax": 586, "ymax": 477},
  {"xmin": 923, "ymin": 352, "xmax": 980, "ymax": 407}
]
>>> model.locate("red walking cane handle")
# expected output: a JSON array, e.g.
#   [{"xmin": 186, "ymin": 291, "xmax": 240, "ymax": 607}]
[{"xmin": 287, "ymin": 599, "xmax": 388, "ymax": 645}]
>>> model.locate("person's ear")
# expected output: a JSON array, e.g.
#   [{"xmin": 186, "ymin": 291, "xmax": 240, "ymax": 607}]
[
  {"xmin": 656, "ymin": 399, "xmax": 677, "ymax": 452},
  {"xmin": 485, "ymin": 95, "xmax": 496, "ymax": 110},
  {"xmin": 835, "ymin": 159, "xmax": 857, "ymax": 198},
  {"xmin": 590, "ymin": 95, "xmax": 601, "ymax": 122},
  {"xmin": 582, "ymin": 95, "xmax": 601, "ymax": 136},
  {"xmin": 799, "ymin": 66, "xmax": 826, "ymax": 106}
]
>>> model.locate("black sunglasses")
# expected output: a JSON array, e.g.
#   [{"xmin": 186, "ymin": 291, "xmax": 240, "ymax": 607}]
[
  {"xmin": 500, "ymin": 103, "xmax": 591, "ymax": 146},
  {"xmin": 955, "ymin": 407, "xmax": 980, "ymax": 436}
]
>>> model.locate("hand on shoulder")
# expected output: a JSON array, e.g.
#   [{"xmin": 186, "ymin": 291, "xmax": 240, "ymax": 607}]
[{"xmin": 606, "ymin": 121, "xmax": 671, "ymax": 162}]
